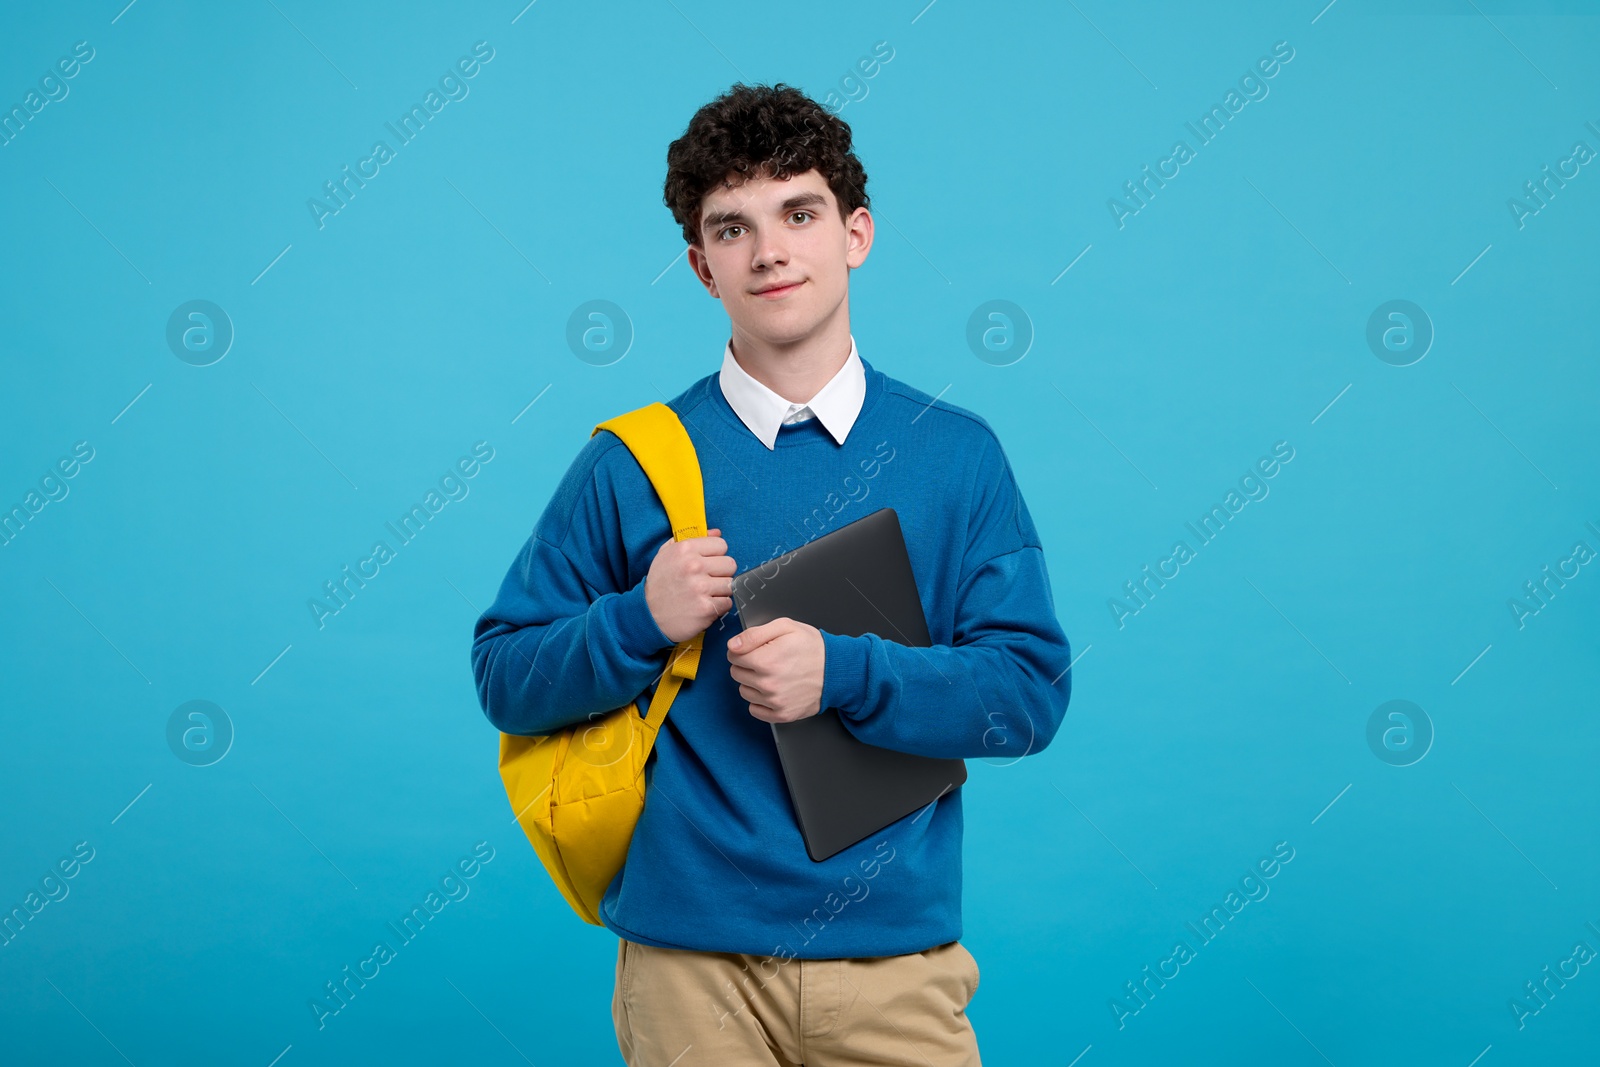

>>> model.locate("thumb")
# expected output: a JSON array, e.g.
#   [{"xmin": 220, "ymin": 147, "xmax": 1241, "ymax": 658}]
[{"xmin": 729, "ymin": 619, "xmax": 781, "ymax": 652}]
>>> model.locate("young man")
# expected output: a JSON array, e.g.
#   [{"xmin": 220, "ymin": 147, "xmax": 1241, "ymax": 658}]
[{"xmin": 472, "ymin": 83, "xmax": 1072, "ymax": 1067}]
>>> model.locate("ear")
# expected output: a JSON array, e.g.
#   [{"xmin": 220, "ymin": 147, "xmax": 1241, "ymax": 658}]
[
  {"xmin": 844, "ymin": 206, "xmax": 874, "ymax": 269},
  {"xmin": 686, "ymin": 243, "xmax": 721, "ymax": 298}
]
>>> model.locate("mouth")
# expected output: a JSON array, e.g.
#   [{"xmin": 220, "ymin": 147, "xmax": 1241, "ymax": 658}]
[{"xmin": 752, "ymin": 280, "xmax": 804, "ymax": 299}]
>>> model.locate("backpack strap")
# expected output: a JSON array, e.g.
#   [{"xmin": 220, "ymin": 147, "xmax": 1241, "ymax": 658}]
[
  {"xmin": 591, "ymin": 402, "xmax": 708, "ymax": 724},
  {"xmin": 593, "ymin": 402, "xmax": 707, "ymax": 542}
]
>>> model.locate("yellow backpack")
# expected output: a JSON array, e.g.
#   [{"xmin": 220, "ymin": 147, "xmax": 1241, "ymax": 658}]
[{"xmin": 497, "ymin": 401, "xmax": 708, "ymax": 926}]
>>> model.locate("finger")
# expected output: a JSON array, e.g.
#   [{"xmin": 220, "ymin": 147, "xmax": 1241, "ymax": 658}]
[
  {"xmin": 727, "ymin": 625, "xmax": 761, "ymax": 653},
  {"xmin": 692, "ymin": 535, "xmax": 729, "ymax": 557},
  {"xmin": 739, "ymin": 619, "xmax": 775, "ymax": 641},
  {"xmin": 729, "ymin": 664, "xmax": 764, "ymax": 687},
  {"xmin": 728, "ymin": 621, "xmax": 779, "ymax": 653},
  {"xmin": 696, "ymin": 562, "xmax": 737, "ymax": 589},
  {"xmin": 701, "ymin": 572, "xmax": 737, "ymax": 596},
  {"xmin": 747, "ymin": 617, "xmax": 796, "ymax": 642}
]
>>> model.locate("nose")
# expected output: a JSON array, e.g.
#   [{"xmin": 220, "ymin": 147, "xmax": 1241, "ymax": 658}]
[{"xmin": 751, "ymin": 227, "xmax": 789, "ymax": 271}]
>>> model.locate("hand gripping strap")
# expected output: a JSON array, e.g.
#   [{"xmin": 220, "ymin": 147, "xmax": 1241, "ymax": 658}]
[{"xmin": 591, "ymin": 402, "xmax": 709, "ymax": 726}]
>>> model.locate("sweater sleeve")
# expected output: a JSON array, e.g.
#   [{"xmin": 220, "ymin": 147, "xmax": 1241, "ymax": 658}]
[
  {"xmin": 471, "ymin": 443, "xmax": 679, "ymax": 736},
  {"xmin": 817, "ymin": 433, "xmax": 1072, "ymax": 760}
]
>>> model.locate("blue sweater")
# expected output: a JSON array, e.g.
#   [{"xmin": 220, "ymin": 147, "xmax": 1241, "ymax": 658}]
[{"xmin": 472, "ymin": 355, "xmax": 1072, "ymax": 958}]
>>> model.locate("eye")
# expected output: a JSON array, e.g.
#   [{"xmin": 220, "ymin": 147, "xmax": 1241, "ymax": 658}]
[
  {"xmin": 789, "ymin": 211, "xmax": 812, "ymax": 225},
  {"xmin": 718, "ymin": 225, "xmax": 746, "ymax": 241}
]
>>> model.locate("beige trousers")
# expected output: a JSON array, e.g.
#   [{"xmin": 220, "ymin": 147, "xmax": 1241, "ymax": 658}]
[{"xmin": 612, "ymin": 937, "xmax": 982, "ymax": 1066}]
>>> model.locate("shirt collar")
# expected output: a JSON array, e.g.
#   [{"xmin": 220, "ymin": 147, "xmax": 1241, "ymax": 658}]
[{"xmin": 718, "ymin": 337, "xmax": 866, "ymax": 450}]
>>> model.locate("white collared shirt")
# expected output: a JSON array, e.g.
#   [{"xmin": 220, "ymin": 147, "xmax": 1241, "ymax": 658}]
[{"xmin": 718, "ymin": 337, "xmax": 867, "ymax": 451}]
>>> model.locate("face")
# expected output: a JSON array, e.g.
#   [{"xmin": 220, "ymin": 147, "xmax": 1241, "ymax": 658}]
[{"xmin": 687, "ymin": 167, "xmax": 873, "ymax": 350}]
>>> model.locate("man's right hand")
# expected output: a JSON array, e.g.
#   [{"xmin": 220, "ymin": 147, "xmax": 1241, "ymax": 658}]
[{"xmin": 645, "ymin": 527, "xmax": 737, "ymax": 644}]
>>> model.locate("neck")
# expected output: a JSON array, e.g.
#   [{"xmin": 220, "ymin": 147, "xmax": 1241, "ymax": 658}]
[{"xmin": 727, "ymin": 309, "xmax": 852, "ymax": 404}]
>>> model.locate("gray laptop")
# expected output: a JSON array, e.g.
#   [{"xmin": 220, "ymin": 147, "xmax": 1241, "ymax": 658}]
[{"xmin": 729, "ymin": 507, "xmax": 967, "ymax": 862}]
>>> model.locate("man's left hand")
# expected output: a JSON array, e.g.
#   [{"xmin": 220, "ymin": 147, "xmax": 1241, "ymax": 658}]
[{"xmin": 726, "ymin": 618, "xmax": 824, "ymax": 724}]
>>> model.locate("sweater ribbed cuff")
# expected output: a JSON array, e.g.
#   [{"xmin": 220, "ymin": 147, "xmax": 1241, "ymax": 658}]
[
  {"xmin": 820, "ymin": 630, "xmax": 871, "ymax": 718},
  {"xmin": 608, "ymin": 577, "xmax": 678, "ymax": 659}
]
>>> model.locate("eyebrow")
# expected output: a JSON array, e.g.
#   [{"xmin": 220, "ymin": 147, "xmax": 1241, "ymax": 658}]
[{"xmin": 701, "ymin": 191, "xmax": 830, "ymax": 233}]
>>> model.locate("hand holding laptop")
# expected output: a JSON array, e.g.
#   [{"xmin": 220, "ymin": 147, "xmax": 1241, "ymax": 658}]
[
  {"xmin": 727, "ymin": 618, "xmax": 825, "ymax": 724},
  {"xmin": 729, "ymin": 508, "xmax": 968, "ymax": 861}
]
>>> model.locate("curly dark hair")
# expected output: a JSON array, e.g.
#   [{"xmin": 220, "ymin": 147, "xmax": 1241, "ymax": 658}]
[{"xmin": 664, "ymin": 83, "xmax": 870, "ymax": 246}]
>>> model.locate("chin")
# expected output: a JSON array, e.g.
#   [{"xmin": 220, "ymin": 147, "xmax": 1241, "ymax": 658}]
[
  {"xmin": 739, "ymin": 299, "xmax": 840, "ymax": 346},
  {"xmin": 729, "ymin": 307, "xmax": 810, "ymax": 342},
  {"xmin": 746, "ymin": 319, "xmax": 827, "ymax": 347}
]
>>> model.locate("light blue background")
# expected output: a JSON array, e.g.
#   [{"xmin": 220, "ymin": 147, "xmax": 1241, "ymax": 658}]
[{"xmin": 2, "ymin": 1, "xmax": 1596, "ymax": 1064}]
